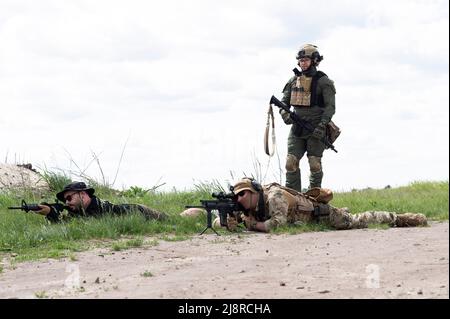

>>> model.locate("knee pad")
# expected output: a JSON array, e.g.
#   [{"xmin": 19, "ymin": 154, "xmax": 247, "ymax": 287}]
[
  {"xmin": 285, "ymin": 154, "xmax": 300, "ymax": 172},
  {"xmin": 308, "ymin": 156, "xmax": 322, "ymax": 173}
]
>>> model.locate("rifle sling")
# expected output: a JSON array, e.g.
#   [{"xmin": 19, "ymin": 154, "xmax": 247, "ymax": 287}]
[
  {"xmin": 256, "ymin": 190, "xmax": 267, "ymax": 222},
  {"xmin": 264, "ymin": 104, "xmax": 276, "ymax": 157}
]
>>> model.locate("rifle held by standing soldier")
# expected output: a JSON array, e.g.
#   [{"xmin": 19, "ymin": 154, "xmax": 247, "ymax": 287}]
[{"xmin": 269, "ymin": 95, "xmax": 339, "ymax": 152}]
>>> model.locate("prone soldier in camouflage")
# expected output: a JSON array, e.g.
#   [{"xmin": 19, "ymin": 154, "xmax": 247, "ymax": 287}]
[
  {"xmin": 224, "ymin": 178, "xmax": 427, "ymax": 232},
  {"xmin": 34, "ymin": 181, "xmax": 167, "ymax": 223},
  {"xmin": 280, "ymin": 44, "xmax": 336, "ymax": 192}
]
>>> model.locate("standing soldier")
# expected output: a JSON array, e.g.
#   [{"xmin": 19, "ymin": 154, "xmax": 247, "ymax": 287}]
[{"xmin": 280, "ymin": 44, "xmax": 336, "ymax": 192}]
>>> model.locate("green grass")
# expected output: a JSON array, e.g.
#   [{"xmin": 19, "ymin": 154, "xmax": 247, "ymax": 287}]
[
  {"xmin": 332, "ymin": 181, "xmax": 449, "ymax": 220},
  {"xmin": 111, "ymin": 238, "xmax": 144, "ymax": 251},
  {"xmin": 272, "ymin": 220, "xmax": 333, "ymax": 234},
  {"xmin": 0, "ymin": 180, "xmax": 447, "ymax": 263},
  {"xmin": 34, "ymin": 291, "xmax": 48, "ymax": 299},
  {"xmin": 141, "ymin": 270, "xmax": 154, "ymax": 277},
  {"xmin": 111, "ymin": 237, "xmax": 159, "ymax": 251},
  {"xmin": 0, "ymin": 182, "xmax": 215, "ymax": 262}
]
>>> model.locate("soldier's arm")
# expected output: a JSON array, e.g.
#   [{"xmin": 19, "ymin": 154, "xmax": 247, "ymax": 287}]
[
  {"xmin": 43, "ymin": 203, "xmax": 65, "ymax": 223},
  {"xmin": 318, "ymin": 76, "xmax": 336, "ymax": 124},
  {"xmin": 244, "ymin": 189, "xmax": 288, "ymax": 232},
  {"xmin": 262, "ymin": 189, "xmax": 289, "ymax": 232}
]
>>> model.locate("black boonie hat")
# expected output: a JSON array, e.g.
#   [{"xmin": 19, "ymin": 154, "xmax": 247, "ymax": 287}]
[{"xmin": 56, "ymin": 181, "xmax": 95, "ymax": 201}]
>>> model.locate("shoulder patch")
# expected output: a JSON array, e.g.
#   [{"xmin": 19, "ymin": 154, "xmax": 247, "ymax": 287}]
[
  {"xmin": 319, "ymin": 77, "xmax": 336, "ymax": 93},
  {"xmin": 318, "ymin": 75, "xmax": 333, "ymax": 84}
]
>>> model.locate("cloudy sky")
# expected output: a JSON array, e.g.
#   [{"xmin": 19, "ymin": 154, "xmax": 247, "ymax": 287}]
[{"xmin": 1, "ymin": 0, "xmax": 448, "ymax": 192}]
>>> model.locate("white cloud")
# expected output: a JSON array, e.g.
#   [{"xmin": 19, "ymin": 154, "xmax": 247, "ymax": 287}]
[{"xmin": 0, "ymin": 0, "xmax": 448, "ymax": 192}]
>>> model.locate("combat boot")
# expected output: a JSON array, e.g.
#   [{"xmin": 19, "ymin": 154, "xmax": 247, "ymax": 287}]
[
  {"xmin": 329, "ymin": 206, "xmax": 355, "ymax": 230},
  {"xmin": 395, "ymin": 213, "xmax": 428, "ymax": 227}
]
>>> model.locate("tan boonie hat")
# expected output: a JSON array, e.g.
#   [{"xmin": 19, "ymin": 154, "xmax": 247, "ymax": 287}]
[{"xmin": 233, "ymin": 178, "xmax": 259, "ymax": 194}]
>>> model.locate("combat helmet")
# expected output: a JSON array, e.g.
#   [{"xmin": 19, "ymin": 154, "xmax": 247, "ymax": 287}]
[
  {"xmin": 296, "ymin": 44, "xmax": 323, "ymax": 65},
  {"xmin": 232, "ymin": 177, "xmax": 262, "ymax": 195}
]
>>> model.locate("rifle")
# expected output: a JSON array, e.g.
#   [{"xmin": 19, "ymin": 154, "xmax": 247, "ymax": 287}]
[
  {"xmin": 269, "ymin": 95, "xmax": 338, "ymax": 153},
  {"xmin": 186, "ymin": 190, "xmax": 243, "ymax": 235},
  {"xmin": 8, "ymin": 199, "xmax": 67, "ymax": 214}
]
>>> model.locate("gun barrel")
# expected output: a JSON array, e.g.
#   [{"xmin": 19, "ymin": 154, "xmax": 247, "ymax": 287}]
[
  {"xmin": 8, "ymin": 200, "xmax": 43, "ymax": 213},
  {"xmin": 329, "ymin": 144, "xmax": 338, "ymax": 153}
]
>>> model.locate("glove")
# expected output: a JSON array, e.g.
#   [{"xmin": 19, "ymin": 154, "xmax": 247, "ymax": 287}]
[
  {"xmin": 35, "ymin": 205, "xmax": 51, "ymax": 216},
  {"xmin": 280, "ymin": 110, "xmax": 293, "ymax": 125},
  {"xmin": 226, "ymin": 216, "xmax": 239, "ymax": 231},
  {"xmin": 242, "ymin": 215, "xmax": 257, "ymax": 230},
  {"xmin": 312, "ymin": 122, "xmax": 326, "ymax": 140}
]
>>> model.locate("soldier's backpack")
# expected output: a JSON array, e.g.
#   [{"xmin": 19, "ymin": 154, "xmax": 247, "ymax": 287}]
[{"xmin": 265, "ymin": 183, "xmax": 333, "ymax": 204}]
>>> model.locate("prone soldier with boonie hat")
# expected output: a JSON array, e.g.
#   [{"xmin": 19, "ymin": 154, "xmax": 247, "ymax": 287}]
[{"xmin": 35, "ymin": 181, "xmax": 167, "ymax": 223}]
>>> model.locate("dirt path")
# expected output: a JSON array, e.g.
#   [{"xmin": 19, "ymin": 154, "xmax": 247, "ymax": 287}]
[{"xmin": 0, "ymin": 221, "xmax": 448, "ymax": 299}]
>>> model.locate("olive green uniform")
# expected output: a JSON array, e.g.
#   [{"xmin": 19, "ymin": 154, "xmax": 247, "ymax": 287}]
[{"xmin": 281, "ymin": 66, "xmax": 336, "ymax": 191}]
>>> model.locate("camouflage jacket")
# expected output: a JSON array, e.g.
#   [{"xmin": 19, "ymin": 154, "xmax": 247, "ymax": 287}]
[
  {"xmin": 247, "ymin": 183, "xmax": 317, "ymax": 231},
  {"xmin": 45, "ymin": 196, "xmax": 167, "ymax": 223}
]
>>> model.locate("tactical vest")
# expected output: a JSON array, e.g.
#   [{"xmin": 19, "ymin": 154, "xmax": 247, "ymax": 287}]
[
  {"xmin": 290, "ymin": 71, "xmax": 326, "ymax": 107},
  {"xmin": 262, "ymin": 183, "xmax": 332, "ymax": 223},
  {"xmin": 263, "ymin": 182, "xmax": 312, "ymax": 206}
]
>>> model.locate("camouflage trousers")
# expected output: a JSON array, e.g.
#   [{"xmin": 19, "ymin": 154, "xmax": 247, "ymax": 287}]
[
  {"xmin": 136, "ymin": 204, "xmax": 168, "ymax": 221},
  {"xmin": 328, "ymin": 207, "xmax": 427, "ymax": 230}
]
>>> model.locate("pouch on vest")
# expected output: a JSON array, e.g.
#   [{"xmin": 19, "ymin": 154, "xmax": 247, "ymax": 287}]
[
  {"xmin": 266, "ymin": 182, "xmax": 315, "ymax": 210},
  {"xmin": 326, "ymin": 121, "xmax": 341, "ymax": 145},
  {"xmin": 304, "ymin": 187, "xmax": 333, "ymax": 204},
  {"xmin": 290, "ymin": 90, "xmax": 311, "ymax": 106},
  {"xmin": 290, "ymin": 76, "xmax": 312, "ymax": 106}
]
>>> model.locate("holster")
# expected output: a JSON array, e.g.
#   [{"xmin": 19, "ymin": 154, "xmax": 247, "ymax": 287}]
[
  {"xmin": 313, "ymin": 203, "xmax": 331, "ymax": 222},
  {"xmin": 326, "ymin": 121, "xmax": 341, "ymax": 145}
]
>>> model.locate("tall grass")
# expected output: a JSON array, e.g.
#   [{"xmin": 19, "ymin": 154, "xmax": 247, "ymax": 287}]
[
  {"xmin": 0, "ymin": 176, "xmax": 448, "ymax": 262},
  {"xmin": 332, "ymin": 181, "xmax": 449, "ymax": 220},
  {"xmin": 0, "ymin": 177, "xmax": 220, "ymax": 261},
  {"xmin": 39, "ymin": 167, "xmax": 72, "ymax": 193}
]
